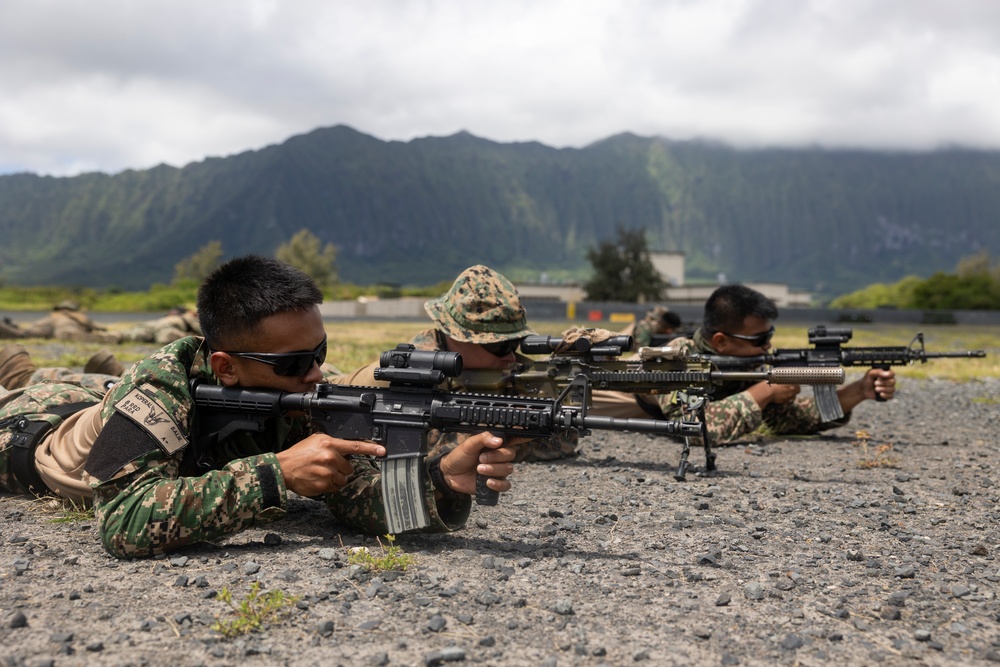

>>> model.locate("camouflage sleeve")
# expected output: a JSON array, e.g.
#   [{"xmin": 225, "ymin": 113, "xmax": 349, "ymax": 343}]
[
  {"xmin": 632, "ymin": 321, "xmax": 653, "ymax": 349},
  {"xmin": 760, "ymin": 395, "xmax": 850, "ymax": 435},
  {"xmin": 92, "ymin": 449, "xmax": 288, "ymax": 558},
  {"xmin": 324, "ymin": 456, "xmax": 471, "ymax": 534},
  {"xmin": 703, "ymin": 392, "xmax": 764, "ymax": 444},
  {"xmin": 655, "ymin": 390, "xmax": 764, "ymax": 445}
]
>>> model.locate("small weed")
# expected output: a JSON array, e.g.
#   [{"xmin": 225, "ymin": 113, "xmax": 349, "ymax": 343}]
[
  {"xmin": 33, "ymin": 497, "xmax": 94, "ymax": 524},
  {"xmin": 853, "ymin": 429, "xmax": 899, "ymax": 468},
  {"xmin": 346, "ymin": 534, "xmax": 416, "ymax": 572},
  {"xmin": 211, "ymin": 581, "xmax": 299, "ymax": 638},
  {"xmin": 973, "ymin": 396, "xmax": 1000, "ymax": 405}
]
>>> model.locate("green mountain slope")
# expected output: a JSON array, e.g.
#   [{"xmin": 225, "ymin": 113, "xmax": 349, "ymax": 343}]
[{"xmin": 1, "ymin": 125, "xmax": 997, "ymax": 299}]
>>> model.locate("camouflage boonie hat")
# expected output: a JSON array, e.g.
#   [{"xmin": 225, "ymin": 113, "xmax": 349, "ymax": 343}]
[{"xmin": 424, "ymin": 265, "xmax": 536, "ymax": 344}]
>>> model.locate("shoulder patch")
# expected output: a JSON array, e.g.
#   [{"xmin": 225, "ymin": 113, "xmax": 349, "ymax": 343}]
[{"xmin": 114, "ymin": 387, "xmax": 188, "ymax": 454}]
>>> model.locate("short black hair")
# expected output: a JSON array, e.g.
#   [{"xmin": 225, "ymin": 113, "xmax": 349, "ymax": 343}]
[
  {"xmin": 197, "ymin": 255, "xmax": 323, "ymax": 351},
  {"xmin": 660, "ymin": 311, "xmax": 682, "ymax": 329},
  {"xmin": 703, "ymin": 285, "xmax": 778, "ymax": 333}
]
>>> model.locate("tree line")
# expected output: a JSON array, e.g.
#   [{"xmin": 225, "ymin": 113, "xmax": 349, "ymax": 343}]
[
  {"xmin": 1, "ymin": 225, "xmax": 994, "ymax": 312},
  {"xmin": 584, "ymin": 228, "xmax": 1000, "ymax": 311},
  {"xmin": 829, "ymin": 250, "xmax": 1000, "ymax": 310}
]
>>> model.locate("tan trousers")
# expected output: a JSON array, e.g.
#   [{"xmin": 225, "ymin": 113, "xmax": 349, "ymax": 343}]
[
  {"xmin": 33, "ymin": 395, "xmax": 110, "ymax": 503},
  {"xmin": 589, "ymin": 390, "xmax": 662, "ymax": 419}
]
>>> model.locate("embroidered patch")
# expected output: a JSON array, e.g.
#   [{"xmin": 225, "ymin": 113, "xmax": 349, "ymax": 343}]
[{"xmin": 114, "ymin": 387, "xmax": 187, "ymax": 454}]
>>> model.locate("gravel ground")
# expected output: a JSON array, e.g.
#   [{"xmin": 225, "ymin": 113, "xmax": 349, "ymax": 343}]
[{"xmin": 2, "ymin": 376, "xmax": 1000, "ymax": 667}]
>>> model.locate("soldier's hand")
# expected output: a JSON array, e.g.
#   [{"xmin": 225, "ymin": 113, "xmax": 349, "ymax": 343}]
[
  {"xmin": 769, "ymin": 383, "xmax": 801, "ymax": 405},
  {"xmin": 866, "ymin": 368, "xmax": 896, "ymax": 401},
  {"xmin": 276, "ymin": 434, "xmax": 386, "ymax": 497},
  {"xmin": 438, "ymin": 432, "xmax": 517, "ymax": 496},
  {"xmin": 747, "ymin": 381, "xmax": 800, "ymax": 408}
]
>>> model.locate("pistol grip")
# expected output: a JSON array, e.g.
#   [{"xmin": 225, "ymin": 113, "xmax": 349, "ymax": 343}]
[
  {"xmin": 874, "ymin": 364, "xmax": 890, "ymax": 402},
  {"xmin": 476, "ymin": 474, "xmax": 499, "ymax": 506}
]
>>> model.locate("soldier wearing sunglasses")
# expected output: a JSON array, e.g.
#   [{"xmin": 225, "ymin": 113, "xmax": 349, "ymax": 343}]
[
  {"xmin": 334, "ymin": 264, "xmax": 580, "ymax": 462},
  {"xmin": 1, "ymin": 256, "xmax": 518, "ymax": 558},
  {"xmin": 649, "ymin": 284, "xmax": 896, "ymax": 447}
]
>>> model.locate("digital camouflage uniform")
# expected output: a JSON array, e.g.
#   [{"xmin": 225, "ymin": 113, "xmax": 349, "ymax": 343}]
[
  {"xmin": 2, "ymin": 336, "xmax": 467, "ymax": 558},
  {"xmin": 621, "ymin": 306, "xmax": 673, "ymax": 352},
  {"xmin": 653, "ymin": 329, "xmax": 849, "ymax": 445},
  {"xmin": 0, "ymin": 382, "xmax": 107, "ymax": 499},
  {"xmin": 22, "ymin": 367, "xmax": 119, "ymax": 394},
  {"xmin": 334, "ymin": 265, "xmax": 579, "ymax": 463}
]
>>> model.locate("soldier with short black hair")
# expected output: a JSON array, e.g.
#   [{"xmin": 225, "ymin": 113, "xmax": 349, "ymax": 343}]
[
  {"xmin": 620, "ymin": 305, "xmax": 682, "ymax": 351},
  {"xmin": 0, "ymin": 256, "xmax": 517, "ymax": 558},
  {"xmin": 652, "ymin": 284, "xmax": 896, "ymax": 444},
  {"xmin": 334, "ymin": 264, "xmax": 580, "ymax": 462}
]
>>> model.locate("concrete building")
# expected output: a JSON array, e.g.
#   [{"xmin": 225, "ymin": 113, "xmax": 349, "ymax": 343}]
[{"xmin": 513, "ymin": 251, "xmax": 812, "ymax": 307}]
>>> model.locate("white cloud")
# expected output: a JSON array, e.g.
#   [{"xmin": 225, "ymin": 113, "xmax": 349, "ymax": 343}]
[{"xmin": 2, "ymin": 0, "xmax": 1000, "ymax": 175}]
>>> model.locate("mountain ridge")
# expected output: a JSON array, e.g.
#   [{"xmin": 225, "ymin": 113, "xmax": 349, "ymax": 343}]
[{"xmin": 1, "ymin": 124, "xmax": 997, "ymax": 301}]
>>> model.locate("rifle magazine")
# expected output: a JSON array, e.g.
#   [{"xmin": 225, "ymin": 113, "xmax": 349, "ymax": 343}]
[
  {"xmin": 381, "ymin": 456, "xmax": 431, "ymax": 534},
  {"xmin": 814, "ymin": 385, "xmax": 845, "ymax": 423}
]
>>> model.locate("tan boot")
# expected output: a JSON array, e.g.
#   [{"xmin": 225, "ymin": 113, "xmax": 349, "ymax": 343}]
[
  {"xmin": 0, "ymin": 344, "xmax": 38, "ymax": 390},
  {"xmin": 84, "ymin": 349, "xmax": 126, "ymax": 376}
]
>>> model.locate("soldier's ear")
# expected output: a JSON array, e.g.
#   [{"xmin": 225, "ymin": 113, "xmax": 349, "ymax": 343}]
[
  {"xmin": 709, "ymin": 331, "xmax": 730, "ymax": 353},
  {"xmin": 210, "ymin": 351, "xmax": 240, "ymax": 386}
]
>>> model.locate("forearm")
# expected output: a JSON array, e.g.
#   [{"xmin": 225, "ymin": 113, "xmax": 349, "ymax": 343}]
[
  {"xmin": 92, "ymin": 452, "xmax": 287, "ymax": 558},
  {"xmin": 704, "ymin": 392, "xmax": 765, "ymax": 444},
  {"xmin": 656, "ymin": 390, "xmax": 764, "ymax": 446}
]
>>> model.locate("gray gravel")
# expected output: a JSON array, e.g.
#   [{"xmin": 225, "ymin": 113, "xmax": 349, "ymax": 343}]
[{"xmin": 2, "ymin": 377, "xmax": 1000, "ymax": 666}]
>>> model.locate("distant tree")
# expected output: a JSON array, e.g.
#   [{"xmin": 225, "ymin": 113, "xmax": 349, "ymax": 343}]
[
  {"xmin": 829, "ymin": 249, "xmax": 1000, "ymax": 310},
  {"xmin": 584, "ymin": 226, "xmax": 666, "ymax": 302},
  {"xmin": 276, "ymin": 229, "xmax": 338, "ymax": 289},
  {"xmin": 173, "ymin": 241, "xmax": 223, "ymax": 285},
  {"xmin": 955, "ymin": 249, "xmax": 991, "ymax": 277}
]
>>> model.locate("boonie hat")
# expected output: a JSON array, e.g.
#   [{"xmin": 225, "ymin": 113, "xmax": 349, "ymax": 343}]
[{"xmin": 424, "ymin": 265, "xmax": 536, "ymax": 344}]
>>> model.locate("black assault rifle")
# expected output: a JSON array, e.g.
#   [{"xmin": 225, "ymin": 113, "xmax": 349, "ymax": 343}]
[
  {"xmin": 454, "ymin": 333, "xmax": 845, "ymax": 480},
  {"xmin": 702, "ymin": 326, "xmax": 987, "ymax": 422},
  {"xmin": 191, "ymin": 344, "xmax": 704, "ymax": 534}
]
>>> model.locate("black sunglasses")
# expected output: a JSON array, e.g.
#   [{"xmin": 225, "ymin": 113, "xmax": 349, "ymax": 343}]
[
  {"xmin": 224, "ymin": 337, "xmax": 328, "ymax": 377},
  {"xmin": 481, "ymin": 338, "xmax": 523, "ymax": 358},
  {"xmin": 716, "ymin": 326, "xmax": 775, "ymax": 347}
]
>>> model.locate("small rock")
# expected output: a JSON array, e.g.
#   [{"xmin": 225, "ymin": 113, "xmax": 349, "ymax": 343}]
[
  {"xmin": 553, "ymin": 599, "xmax": 574, "ymax": 615},
  {"xmin": 880, "ymin": 607, "xmax": 901, "ymax": 620},
  {"xmin": 425, "ymin": 646, "xmax": 466, "ymax": 666}
]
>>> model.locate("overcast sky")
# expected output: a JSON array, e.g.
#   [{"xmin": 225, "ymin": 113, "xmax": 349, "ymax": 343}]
[{"xmin": 3, "ymin": 0, "xmax": 999, "ymax": 176}]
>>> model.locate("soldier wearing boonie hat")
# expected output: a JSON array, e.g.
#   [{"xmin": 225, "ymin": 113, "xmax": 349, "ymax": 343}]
[
  {"xmin": 423, "ymin": 265, "xmax": 535, "ymax": 344},
  {"xmin": 332, "ymin": 265, "xmax": 578, "ymax": 463}
]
